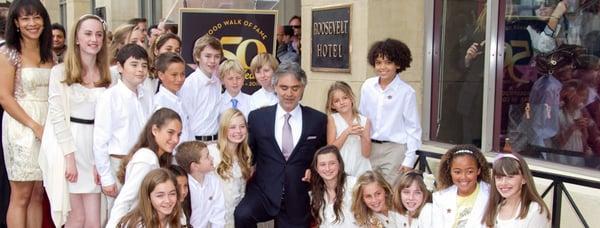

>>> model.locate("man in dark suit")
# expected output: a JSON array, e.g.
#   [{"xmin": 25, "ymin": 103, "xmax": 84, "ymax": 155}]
[{"xmin": 234, "ymin": 62, "xmax": 327, "ymax": 227}]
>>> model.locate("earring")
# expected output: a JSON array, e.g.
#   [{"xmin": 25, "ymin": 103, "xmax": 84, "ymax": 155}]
[{"xmin": 16, "ymin": 27, "xmax": 19, "ymax": 32}]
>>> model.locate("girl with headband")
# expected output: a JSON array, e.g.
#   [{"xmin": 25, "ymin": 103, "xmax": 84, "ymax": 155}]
[
  {"xmin": 432, "ymin": 144, "xmax": 491, "ymax": 227},
  {"xmin": 481, "ymin": 153, "xmax": 550, "ymax": 227}
]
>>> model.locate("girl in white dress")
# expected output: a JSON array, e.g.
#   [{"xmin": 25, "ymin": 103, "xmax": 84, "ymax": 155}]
[
  {"xmin": 482, "ymin": 153, "xmax": 551, "ymax": 228},
  {"xmin": 208, "ymin": 108, "xmax": 253, "ymax": 228},
  {"xmin": 0, "ymin": 1, "xmax": 54, "ymax": 227},
  {"xmin": 42, "ymin": 14, "xmax": 111, "ymax": 227},
  {"xmin": 351, "ymin": 170, "xmax": 402, "ymax": 227},
  {"xmin": 106, "ymin": 108, "xmax": 183, "ymax": 228},
  {"xmin": 310, "ymin": 145, "xmax": 357, "ymax": 227},
  {"xmin": 326, "ymin": 81, "xmax": 372, "ymax": 177},
  {"xmin": 392, "ymin": 171, "xmax": 433, "ymax": 228},
  {"xmin": 432, "ymin": 145, "xmax": 492, "ymax": 228},
  {"xmin": 117, "ymin": 168, "xmax": 182, "ymax": 228}
]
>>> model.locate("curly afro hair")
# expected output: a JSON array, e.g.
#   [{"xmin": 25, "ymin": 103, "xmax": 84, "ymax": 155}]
[
  {"xmin": 367, "ymin": 38, "xmax": 412, "ymax": 73},
  {"xmin": 436, "ymin": 144, "xmax": 491, "ymax": 190}
]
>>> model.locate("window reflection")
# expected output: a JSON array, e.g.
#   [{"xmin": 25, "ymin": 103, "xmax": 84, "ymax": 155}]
[{"xmin": 502, "ymin": 0, "xmax": 600, "ymax": 169}]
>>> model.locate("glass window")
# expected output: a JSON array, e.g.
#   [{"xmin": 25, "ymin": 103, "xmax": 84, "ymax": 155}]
[
  {"xmin": 59, "ymin": 0, "xmax": 67, "ymax": 26},
  {"xmin": 499, "ymin": 0, "xmax": 600, "ymax": 169},
  {"xmin": 431, "ymin": 0, "xmax": 487, "ymax": 147}
]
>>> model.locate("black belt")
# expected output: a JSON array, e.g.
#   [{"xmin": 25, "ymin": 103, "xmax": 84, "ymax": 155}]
[
  {"xmin": 195, "ymin": 134, "xmax": 218, "ymax": 141},
  {"xmin": 70, "ymin": 117, "xmax": 94, "ymax": 125},
  {"xmin": 371, "ymin": 139, "xmax": 391, "ymax": 144}
]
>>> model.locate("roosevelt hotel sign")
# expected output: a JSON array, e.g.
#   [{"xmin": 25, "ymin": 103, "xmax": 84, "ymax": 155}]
[{"xmin": 311, "ymin": 4, "xmax": 351, "ymax": 73}]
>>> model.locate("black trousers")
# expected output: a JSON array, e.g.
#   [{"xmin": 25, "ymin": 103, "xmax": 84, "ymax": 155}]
[{"xmin": 234, "ymin": 185, "xmax": 309, "ymax": 228}]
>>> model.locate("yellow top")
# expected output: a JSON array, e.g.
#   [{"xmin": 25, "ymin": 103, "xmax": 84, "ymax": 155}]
[{"xmin": 453, "ymin": 183, "xmax": 480, "ymax": 228}]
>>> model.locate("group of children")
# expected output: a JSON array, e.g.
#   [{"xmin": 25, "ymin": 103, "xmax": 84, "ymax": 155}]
[
  {"xmin": 307, "ymin": 144, "xmax": 551, "ymax": 228},
  {"xmin": 13, "ymin": 3, "xmax": 553, "ymax": 227}
]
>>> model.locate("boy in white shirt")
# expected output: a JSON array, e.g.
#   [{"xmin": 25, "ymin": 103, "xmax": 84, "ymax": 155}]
[
  {"xmin": 359, "ymin": 38, "xmax": 422, "ymax": 185},
  {"xmin": 249, "ymin": 53, "xmax": 279, "ymax": 110},
  {"xmin": 218, "ymin": 59, "xmax": 252, "ymax": 118},
  {"xmin": 175, "ymin": 141, "xmax": 225, "ymax": 228},
  {"xmin": 153, "ymin": 52, "xmax": 193, "ymax": 143},
  {"xmin": 93, "ymin": 43, "xmax": 153, "ymax": 210},
  {"xmin": 179, "ymin": 34, "xmax": 223, "ymax": 142}
]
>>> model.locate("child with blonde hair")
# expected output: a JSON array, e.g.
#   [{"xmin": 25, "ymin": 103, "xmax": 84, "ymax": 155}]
[
  {"xmin": 351, "ymin": 171, "xmax": 402, "ymax": 227},
  {"xmin": 326, "ymin": 81, "xmax": 372, "ymax": 177},
  {"xmin": 208, "ymin": 108, "xmax": 253, "ymax": 227},
  {"xmin": 218, "ymin": 59, "xmax": 252, "ymax": 117},
  {"xmin": 249, "ymin": 53, "xmax": 279, "ymax": 110}
]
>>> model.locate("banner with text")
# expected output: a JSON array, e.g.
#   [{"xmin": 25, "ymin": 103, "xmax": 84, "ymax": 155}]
[{"xmin": 180, "ymin": 8, "xmax": 277, "ymax": 93}]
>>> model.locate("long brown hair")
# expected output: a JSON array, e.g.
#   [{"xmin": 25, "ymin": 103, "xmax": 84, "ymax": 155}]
[
  {"xmin": 117, "ymin": 168, "xmax": 181, "ymax": 227},
  {"xmin": 351, "ymin": 170, "xmax": 394, "ymax": 226},
  {"xmin": 482, "ymin": 153, "xmax": 550, "ymax": 226},
  {"xmin": 310, "ymin": 145, "xmax": 347, "ymax": 225},
  {"xmin": 392, "ymin": 171, "xmax": 431, "ymax": 218},
  {"xmin": 215, "ymin": 109, "xmax": 253, "ymax": 180},
  {"xmin": 436, "ymin": 144, "xmax": 491, "ymax": 190},
  {"xmin": 117, "ymin": 108, "xmax": 181, "ymax": 184},
  {"xmin": 63, "ymin": 14, "xmax": 111, "ymax": 87}
]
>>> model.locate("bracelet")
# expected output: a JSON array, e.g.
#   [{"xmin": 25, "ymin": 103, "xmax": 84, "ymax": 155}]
[{"xmin": 549, "ymin": 15, "xmax": 560, "ymax": 20}]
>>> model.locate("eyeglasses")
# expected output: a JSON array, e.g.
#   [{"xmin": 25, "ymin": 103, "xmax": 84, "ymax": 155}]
[{"xmin": 291, "ymin": 25, "xmax": 301, "ymax": 29}]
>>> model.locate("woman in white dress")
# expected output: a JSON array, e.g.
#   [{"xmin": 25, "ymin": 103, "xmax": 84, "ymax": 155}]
[
  {"xmin": 42, "ymin": 14, "xmax": 111, "ymax": 227},
  {"xmin": 0, "ymin": 1, "xmax": 54, "ymax": 227},
  {"xmin": 326, "ymin": 81, "xmax": 372, "ymax": 177},
  {"xmin": 310, "ymin": 145, "xmax": 357, "ymax": 228},
  {"xmin": 208, "ymin": 108, "xmax": 253, "ymax": 228}
]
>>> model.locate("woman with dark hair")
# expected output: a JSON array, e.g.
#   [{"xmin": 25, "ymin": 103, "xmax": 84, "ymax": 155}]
[
  {"xmin": 0, "ymin": 0, "xmax": 53, "ymax": 227},
  {"xmin": 310, "ymin": 145, "xmax": 356, "ymax": 227}
]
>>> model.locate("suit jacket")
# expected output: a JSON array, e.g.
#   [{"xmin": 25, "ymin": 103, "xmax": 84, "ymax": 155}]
[{"xmin": 246, "ymin": 104, "xmax": 327, "ymax": 221}]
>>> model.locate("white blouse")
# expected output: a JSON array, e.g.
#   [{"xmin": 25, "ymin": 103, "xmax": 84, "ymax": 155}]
[
  {"xmin": 495, "ymin": 202, "xmax": 550, "ymax": 228},
  {"xmin": 318, "ymin": 176, "xmax": 357, "ymax": 228}
]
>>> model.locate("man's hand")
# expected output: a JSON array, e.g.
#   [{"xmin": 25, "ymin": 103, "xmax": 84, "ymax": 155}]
[{"xmin": 301, "ymin": 169, "xmax": 311, "ymax": 183}]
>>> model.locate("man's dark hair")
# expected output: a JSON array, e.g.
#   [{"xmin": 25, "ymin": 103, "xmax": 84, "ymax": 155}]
[
  {"xmin": 128, "ymin": 17, "xmax": 147, "ymax": 25},
  {"xmin": 116, "ymin": 43, "xmax": 149, "ymax": 66},
  {"xmin": 288, "ymin": 15, "xmax": 301, "ymax": 24},
  {"xmin": 51, "ymin": 23, "xmax": 65, "ymax": 35},
  {"xmin": 147, "ymin": 24, "xmax": 158, "ymax": 36}
]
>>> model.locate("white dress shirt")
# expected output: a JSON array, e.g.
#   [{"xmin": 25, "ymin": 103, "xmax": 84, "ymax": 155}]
[
  {"xmin": 189, "ymin": 173, "xmax": 226, "ymax": 228},
  {"xmin": 93, "ymin": 79, "xmax": 153, "ymax": 187},
  {"xmin": 219, "ymin": 90, "xmax": 252, "ymax": 119},
  {"xmin": 274, "ymin": 104, "xmax": 303, "ymax": 152},
  {"xmin": 105, "ymin": 148, "xmax": 159, "ymax": 228},
  {"xmin": 179, "ymin": 68, "xmax": 222, "ymax": 136},
  {"xmin": 250, "ymin": 88, "xmax": 278, "ymax": 110},
  {"xmin": 154, "ymin": 85, "xmax": 193, "ymax": 143},
  {"xmin": 359, "ymin": 74, "xmax": 422, "ymax": 167}
]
